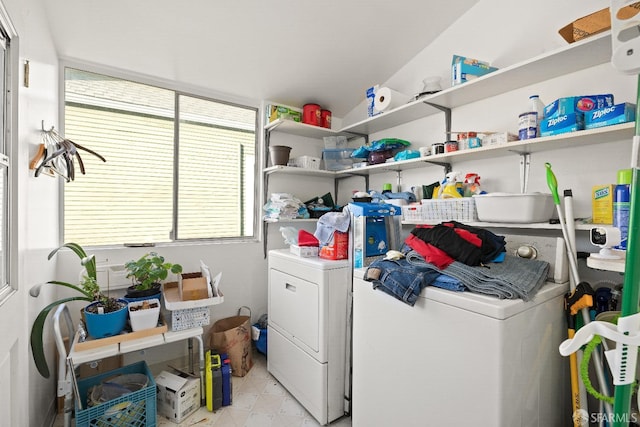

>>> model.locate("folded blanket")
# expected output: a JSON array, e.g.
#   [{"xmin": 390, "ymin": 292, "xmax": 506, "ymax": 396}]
[{"xmin": 406, "ymin": 250, "xmax": 549, "ymax": 301}]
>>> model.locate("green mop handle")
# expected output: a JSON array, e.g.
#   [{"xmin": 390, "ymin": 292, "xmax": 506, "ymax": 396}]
[{"xmin": 612, "ymin": 83, "xmax": 640, "ymax": 427}]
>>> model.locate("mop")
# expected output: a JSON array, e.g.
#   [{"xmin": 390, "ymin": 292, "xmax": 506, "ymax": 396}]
[
  {"xmin": 546, "ymin": 163, "xmax": 614, "ymax": 422},
  {"xmin": 564, "ymin": 189, "xmax": 591, "ymax": 417}
]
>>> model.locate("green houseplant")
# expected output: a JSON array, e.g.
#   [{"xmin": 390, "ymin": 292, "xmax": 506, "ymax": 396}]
[
  {"xmin": 124, "ymin": 252, "xmax": 182, "ymax": 299},
  {"xmin": 29, "ymin": 242, "xmax": 127, "ymax": 378}
]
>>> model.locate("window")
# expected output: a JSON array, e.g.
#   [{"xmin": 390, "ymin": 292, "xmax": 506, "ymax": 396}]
[{"xmin": 63, "ymin": 68, "xmax": 258, "ymax": 246}]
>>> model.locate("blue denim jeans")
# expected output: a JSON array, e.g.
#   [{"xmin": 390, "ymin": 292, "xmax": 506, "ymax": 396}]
[{"xmin": 364, "ymin": 258, "xmax": 440, "ymax": 306}]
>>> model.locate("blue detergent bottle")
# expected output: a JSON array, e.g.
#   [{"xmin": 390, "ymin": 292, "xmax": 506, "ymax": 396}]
[{"xmin": 614, "ymin": 168, "xmax": 632, "ymax": 250}]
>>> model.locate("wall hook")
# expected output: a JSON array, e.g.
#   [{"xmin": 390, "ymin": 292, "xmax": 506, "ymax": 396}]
[{"xmin": 41, "ymin": 120, "xmax": 54, "ymax": 133}]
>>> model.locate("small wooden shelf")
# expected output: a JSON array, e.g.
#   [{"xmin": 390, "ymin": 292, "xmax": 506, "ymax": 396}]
[{"xmin": 73, "ymin": 314, "xmax": 168, "ymax": 352}]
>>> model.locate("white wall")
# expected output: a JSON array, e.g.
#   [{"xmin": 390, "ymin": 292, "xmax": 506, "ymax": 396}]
[
  {"xmin": 340, "ymin": 0, "xmax": 634, "ymax": 260},
  {"xmin": 1, "ymin": 0, "xmax": 61, "ymax": 426}
]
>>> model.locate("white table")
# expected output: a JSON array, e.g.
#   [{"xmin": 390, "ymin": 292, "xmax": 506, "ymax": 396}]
[{"xmin": 54, "ymin": 304, "xmax": 205, "ymax": 427}]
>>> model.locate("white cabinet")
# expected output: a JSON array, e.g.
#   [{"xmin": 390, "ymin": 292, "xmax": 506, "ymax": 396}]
[{"xmin": 267, "ymin": 249, "xmax": 351, "ymax": 425}]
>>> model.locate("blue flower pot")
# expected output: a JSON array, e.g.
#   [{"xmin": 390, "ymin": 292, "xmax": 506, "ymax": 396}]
[{"xmin": 84, "ymin": 299, "xmax": 128, "ymax": 339}]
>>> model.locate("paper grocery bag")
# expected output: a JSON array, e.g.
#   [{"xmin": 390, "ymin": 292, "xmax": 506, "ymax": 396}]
[{"xmin": 210, "ymin": 307, "xmax": 253, "ymax": 377}]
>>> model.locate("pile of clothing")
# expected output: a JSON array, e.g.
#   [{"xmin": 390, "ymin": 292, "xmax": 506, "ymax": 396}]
[
  {"xmin": 263, "ymin": 193, "xmax": 308, "ymax": 222},
  {"xmin": 364, "ymin": 221, "xmax": 550, "ymax": 306}
]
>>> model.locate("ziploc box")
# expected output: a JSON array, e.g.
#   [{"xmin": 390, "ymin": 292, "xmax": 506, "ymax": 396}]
[
  {"xmin": 585, "ymin": 102, "xmax": 636, "ymax": 129},
  {"xmin": 592, "ymin": 184, "xmax": 614, "ymax": 224},
  {"xmin": 540, "ymin": 112, "xmax": 585, "ymax": 136},
  {"xmin": 451, "ymin": 55, "xmax": 499, "ymax": 86},
  {"xmin": 544, "ymin": 95, "xmax": 614, "ymax": 118},
  {"xmin": 156, "ymin": 370, "xmax": 201, "ymax": 423}
]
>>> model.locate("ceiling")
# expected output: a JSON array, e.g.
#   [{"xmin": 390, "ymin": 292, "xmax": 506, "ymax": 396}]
[{"xmin": 42, "ymin": 0, "xmax": 480, "ymax": 118}]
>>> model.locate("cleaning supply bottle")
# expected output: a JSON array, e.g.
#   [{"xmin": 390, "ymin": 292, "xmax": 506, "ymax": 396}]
[
  {"xmin": 614, "ymin": 168, "xmax": 632, "ymax": 250},
  {"xmin": 530, "ymin": 95, "xmax": 545, "ymax": 135}
]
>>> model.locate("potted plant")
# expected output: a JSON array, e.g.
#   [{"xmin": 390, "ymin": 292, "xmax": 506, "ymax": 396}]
[
  {"xmin": 29, "ymin": 243, "xmax": 128, "ymax": 378},
  {"xmin": 123, "ymin": 252, "xmax": 182, "ymax": 301}
]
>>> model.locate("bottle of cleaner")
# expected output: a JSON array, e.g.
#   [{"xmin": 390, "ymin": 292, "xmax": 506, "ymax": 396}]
[
  {"xmin": 518, "ymin": 95, "xmax": 545, "ymax": 140},
  {"xmin": 530, "ymin": 95, "xmax": 545, "ymax": 135},
  {"xmin": 614, "ymin": 168, "xmax": 632, "ymax": 250}
]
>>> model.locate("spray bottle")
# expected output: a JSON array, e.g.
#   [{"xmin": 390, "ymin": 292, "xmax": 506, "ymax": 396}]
[{"xmin": 614, "ymin": 168, "xmax": 632, "ymax": 250}]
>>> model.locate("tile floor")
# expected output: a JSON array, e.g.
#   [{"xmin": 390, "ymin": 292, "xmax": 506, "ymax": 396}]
[{"xmin": 54, "ymin": 351, "xmax": 352, "ymax": 427}]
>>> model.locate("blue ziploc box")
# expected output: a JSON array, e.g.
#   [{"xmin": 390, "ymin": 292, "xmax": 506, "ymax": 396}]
[
  {"xmin": 585, "ymin": 102, "xmax": 636, "ymax": 129},
  {"xmin": 544, "ymin": 94, "xmax": 614, "ymax": 118},
  {"xmin": 451, "ymin": 55, "xmax": 498, "ymax": 86},
  {"xmin": 540, "ymin": 112, "xmax": 585, "ymax": 136}
]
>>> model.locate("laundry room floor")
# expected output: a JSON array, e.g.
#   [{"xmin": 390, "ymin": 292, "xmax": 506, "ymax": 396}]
[{"xmin": 53, "ymin": 350, "xmax": 352, "ymax": 427}]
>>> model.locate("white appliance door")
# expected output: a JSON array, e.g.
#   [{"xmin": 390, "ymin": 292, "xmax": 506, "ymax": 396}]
[{"xmin": 269, "ymin": 268, "xmax": 320, "ymax": 354}]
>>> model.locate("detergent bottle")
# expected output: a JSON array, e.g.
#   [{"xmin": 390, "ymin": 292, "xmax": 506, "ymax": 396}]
[{"xmin": 438, "ymin": 172, "xmax": 463, "ymax": 198}]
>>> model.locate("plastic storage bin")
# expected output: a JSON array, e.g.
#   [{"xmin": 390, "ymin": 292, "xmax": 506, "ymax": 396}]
[
  {"xmin": 473, "ymin": 193, "xmax": 554, "ymax": 223},
  {"xmin": 75, "ymin": 360, "xmax": 156, "ymax": 427},
  {"xmin": 322, "ymin": 148, "xmax": 355, "ymax": 171},
  {"xmin": 420, "ymin": 198, "xmax": 478, "ymax": 222}
]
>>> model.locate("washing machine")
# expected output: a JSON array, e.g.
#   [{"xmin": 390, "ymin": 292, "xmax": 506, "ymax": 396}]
[{"xmin": 351, "ymin": 235, "xmax": 571, "ymax": 427}]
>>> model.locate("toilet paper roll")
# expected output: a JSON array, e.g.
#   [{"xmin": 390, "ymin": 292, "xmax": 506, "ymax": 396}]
[{"xmin": 373, "ymin": 87, "xmax": 410, "ymax": 113}]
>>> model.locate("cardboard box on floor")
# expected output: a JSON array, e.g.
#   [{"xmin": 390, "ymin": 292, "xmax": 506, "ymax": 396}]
[
  {"xmin": 156, "ymin": 370, "xmax": 201, "ymax": 423},
  {"xmin": 559, "ymin": 4, "xmax": 640, "ymax": 43}
]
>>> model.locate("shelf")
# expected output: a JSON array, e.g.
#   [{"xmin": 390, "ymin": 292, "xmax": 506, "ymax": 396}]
[
  {"xmin": 341, "ymin": 32, "xmax": 613, "ymax": 135},
  {"xmin": 334, "ymin": 122, "xmax": 634, "ymax": 176},
  {"xmin": 587, "ymin": 255, "xmax": 625, "ymax": 273},
  {"xmin": 265, "ymin": 119, "xmax": 354, "ymax": 139},
  {"xmin": 264, "ymin": 218, "xmax": 319, "ymax": 223},
  {"xmin": 263, "ymin": 165, "xmax": 338, "ymax": 177}
]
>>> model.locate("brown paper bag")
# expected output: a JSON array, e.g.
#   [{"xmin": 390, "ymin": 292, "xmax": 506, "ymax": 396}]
[{"xmin": 210, "ymin": 306, "xmax": 253, "ymax": 376}]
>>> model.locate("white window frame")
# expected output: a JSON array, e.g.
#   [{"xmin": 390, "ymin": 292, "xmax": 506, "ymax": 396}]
[
  {"xmin": 0, "ymin": 1, "xmax": 17, "ymax": 306},
  {"xmin": 59, "ymin": 60, "xmax": 262, "ymax": 248}
]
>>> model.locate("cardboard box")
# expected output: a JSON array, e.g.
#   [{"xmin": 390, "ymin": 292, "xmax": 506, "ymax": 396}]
[
  {"xmin": 156, "ymin": 370, "xmax": 201, "ymax": 423},
  {"xmin": 540, "ymin": 112, "xmax": 585, "ymax": 136},
  {"xmin": 451, "ymin": 55, "xmax": 499, "ymax": 86},
  {"xmin": 267, "ymin": 104, "xmax": 302, "ymax": 123},
  {"xmin": 585, "ymin": 102, "xmax": 636, "ymax": 129},
  {"xmin": 481, "ymin": 132, "xmax": 518, "ymax": 146},
  {"xmin": 290, "ymin": 244, "xmax": 319, "ymax": 257},
  {"xmin": 559, "ymin": 5, "xmax": 640, "ymax": 44},
  {"xmin": 179, "ymin": 273, "xmax": 209, "ymax": 301}
]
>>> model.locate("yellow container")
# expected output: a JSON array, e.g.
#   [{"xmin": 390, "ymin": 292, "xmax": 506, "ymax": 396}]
[{"xmin": 592, "ymin": 184, "xmax": 614, "ymax": 224}]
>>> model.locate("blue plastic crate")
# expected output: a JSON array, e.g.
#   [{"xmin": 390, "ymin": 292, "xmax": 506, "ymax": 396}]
[{"xmin": 75, "ymin": 360, "xmax": 156, "ymax": 427}]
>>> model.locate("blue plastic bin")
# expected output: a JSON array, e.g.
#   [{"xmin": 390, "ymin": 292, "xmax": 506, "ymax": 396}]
[{"xmin": 75, "ymin": 360, "xmax": 156, "ymax": 427}]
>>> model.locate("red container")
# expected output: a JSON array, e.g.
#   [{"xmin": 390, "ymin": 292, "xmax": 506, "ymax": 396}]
[
  {"xmin": 321, "ymin": 109, "xmax": 332, "ymax": 128},
  {"xmin": 303, "ymin": 104, "xmax": 321, "ymax": 126}
]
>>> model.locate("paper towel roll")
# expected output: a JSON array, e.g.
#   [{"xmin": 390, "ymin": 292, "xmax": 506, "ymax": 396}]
[{"xmin": 373, "ymin": 87, "xmax": 410, "ymax": 113}]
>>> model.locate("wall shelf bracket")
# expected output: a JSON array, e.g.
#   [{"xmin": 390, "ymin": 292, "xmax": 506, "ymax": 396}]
[
  {"xmin": 423, "ymin": 160, "xmax": 452, "ymax": 175},
  {"xmin": 422, "ymin": 101, "xmax": 452, "ymax": 136},
  {"xmin": 519, "ymin": 152, "xmax": 531, "ymax": 193}
]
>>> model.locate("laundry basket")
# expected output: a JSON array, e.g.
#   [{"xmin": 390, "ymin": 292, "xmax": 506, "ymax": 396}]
[{"xmin": 209, "ymin": 306, "xmax": 253, "ymax": 377}]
